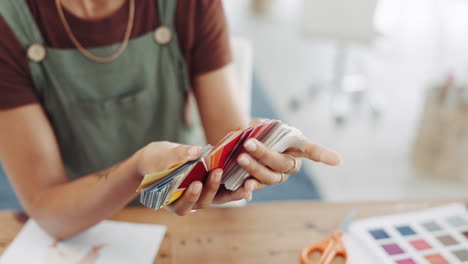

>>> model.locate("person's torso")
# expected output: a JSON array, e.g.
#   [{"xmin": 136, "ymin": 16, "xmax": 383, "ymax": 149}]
[{"xmin": 0, "ymin": 0, "xmax": 206, "ymax": 179}]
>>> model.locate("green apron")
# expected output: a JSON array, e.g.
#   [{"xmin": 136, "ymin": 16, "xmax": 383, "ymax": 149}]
[{"xmin": 0, "ymin": 0, "xmax": 204, "ymax": 180}]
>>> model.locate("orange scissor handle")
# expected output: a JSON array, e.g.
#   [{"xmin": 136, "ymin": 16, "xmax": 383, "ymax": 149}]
[{"xmin": 300, "ymin": 231, "xmax": 348, "ymax": 264}]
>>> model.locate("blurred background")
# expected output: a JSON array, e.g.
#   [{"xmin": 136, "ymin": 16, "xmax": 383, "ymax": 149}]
[{"xmin": 224, "ymin": 0, "xmax": 468, "ymax": 201}]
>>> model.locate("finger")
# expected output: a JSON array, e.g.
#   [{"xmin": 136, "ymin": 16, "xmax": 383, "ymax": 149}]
[
  {"xmin": 237, "ymin": 153, "xmax": 286, "ymax": 185},
  {"xmin": 193, "ymin": 169, "xmax": 223, "ymax": 209},
  {"xmin": 213, "ymin": 179, "xmax": 264, "ymax": 204},
  {"xmin": 287, "ymin": 140, "xmax": 341, "ymax": 166},
  {"xmin": 285, "ymin": 156, "xmax": 302, "ymax": 174},
  {"xmin": 169, "ymin": 182, "xmax": 202, "ymax": 216},
  {"xmin": 244, "ymin": 139, "xmax": 296, "ymax": 173},
  {"xmin": 244, "ymin": 178, "xmax": 265, "ymax": 191},
  {"xmin": 213, "ymin": 186, "xmax": 250, "ymax": 204}
]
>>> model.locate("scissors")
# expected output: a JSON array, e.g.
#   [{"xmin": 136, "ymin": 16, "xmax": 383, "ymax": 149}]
[{"xmin": 300, "ymin": 210, "xmax": 356, "ymax": 264}]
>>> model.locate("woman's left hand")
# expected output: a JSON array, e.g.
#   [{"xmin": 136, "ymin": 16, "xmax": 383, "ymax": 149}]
[
  {"xmin": 237, "ymin": 137, "xmax": 342, "ymax": 192},
  {"xmin": 166, "ymin": 168, "xmax": 257, "ymax": 216}
]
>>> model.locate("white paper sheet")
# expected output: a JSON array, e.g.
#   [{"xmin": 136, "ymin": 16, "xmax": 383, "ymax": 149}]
[
  {"xmin": 0, "ymin": 220, "xmax": 166, "ymax": 264},
  {"xmin": 345, "ymin": 234, "xmax": 379, "ymax": 263}
]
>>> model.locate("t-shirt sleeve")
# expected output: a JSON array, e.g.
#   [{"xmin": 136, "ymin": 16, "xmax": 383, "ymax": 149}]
[
  {"xmin": 0, "ymin": 15, "xmax": 38, "ymax": 110},
  {"xmin": 191, "ymin": 0, "xmax": 232, "ymax": 77}
]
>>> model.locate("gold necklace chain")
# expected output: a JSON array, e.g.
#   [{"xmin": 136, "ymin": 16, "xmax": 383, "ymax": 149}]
[{"xmin": 55, "ymin": 0, "xmax": 135, "ymax": 63}]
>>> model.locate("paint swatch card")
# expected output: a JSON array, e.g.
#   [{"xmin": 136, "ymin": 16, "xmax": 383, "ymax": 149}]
[
  {"xmin": 348, "ymin": 203, "xmax": 468, "ymax": 264},
  {"xmin": 222, "ymin": 120, "xmax": 304, "ymax": 191},
  {"xmin": 139, "ymin": 145, "xmax": 213, "ymax": 210},
  {"xmin": 138, "ymin": 120, "xmax": 305, "ymax": 210}
]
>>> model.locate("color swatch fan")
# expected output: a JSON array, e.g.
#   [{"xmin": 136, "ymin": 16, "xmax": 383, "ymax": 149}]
[
  {"xmin": 137, "ymin": 120, "xmax": 305, "ymax": 210},
  {"xmin": 138, "ymin": 146, "xmax": 213, "ymax": 210}
]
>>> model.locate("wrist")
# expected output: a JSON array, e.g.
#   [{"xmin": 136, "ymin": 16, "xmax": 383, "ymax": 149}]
[{"xmin": 127, "ymin": 148, "xmax": 145, "ymax": 182}]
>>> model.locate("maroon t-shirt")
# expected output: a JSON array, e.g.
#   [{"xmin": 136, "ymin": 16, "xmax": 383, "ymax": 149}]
[{"xmin": 0, "ymin": 0, "xmax": 232, "ymax": 110}]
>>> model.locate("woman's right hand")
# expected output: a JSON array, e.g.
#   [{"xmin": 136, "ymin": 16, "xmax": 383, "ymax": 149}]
[{"xmin": 135, "ymin": 142, "xmax": 253, "ymax": 216}]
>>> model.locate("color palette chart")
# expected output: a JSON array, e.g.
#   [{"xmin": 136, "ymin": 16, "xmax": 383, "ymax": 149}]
[{"xmin": 349, "ymin": 204, "xmax": 468, "ymax": 264}]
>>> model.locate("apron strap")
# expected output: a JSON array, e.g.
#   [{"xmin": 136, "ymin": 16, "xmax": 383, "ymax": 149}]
[
  {"xmin": 0, "ymin": 0, "xmax": 45, "ymax": 47},
  {"xmin": 156, "ymin": 0, "xmax": 177, "ymax": 28},
  {"xmin": 155, "ymin": 0, "xmax": 194, "ymax": 127},
  {"xmin": 0, "ymin": 0, "xmax": 48, "ymax": 101},
  {"xmin": 155, "ymin": 0, "xmax": 191, "ymax": 92}
]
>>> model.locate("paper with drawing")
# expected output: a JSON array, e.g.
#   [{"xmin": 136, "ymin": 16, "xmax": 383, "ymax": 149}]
[{"xmin": 0, "ymin": 220, "xmax": 166, "ymax": 264}]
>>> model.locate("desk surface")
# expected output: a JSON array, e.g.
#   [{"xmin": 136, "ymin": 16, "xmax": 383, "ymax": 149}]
[{"xmin": 0, "ymin": 201, "xmax": 450, "ymax": 264}]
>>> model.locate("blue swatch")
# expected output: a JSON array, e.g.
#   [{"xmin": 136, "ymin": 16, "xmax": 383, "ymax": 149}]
[
  {"xmin": 396, "ymin": 225, "xmax": 417, "ymax": 236},
  {"xmin": 369, "ymin": 229, "xmax": 391, "ymax": 240}
]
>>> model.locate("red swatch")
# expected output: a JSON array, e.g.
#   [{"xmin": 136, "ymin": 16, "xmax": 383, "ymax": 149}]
[
  {"xmin": 409, "ymin": 239, "xmax": 432, "ymax": 251},
  {"xmin": 179, "ymin": 161, "xmax": 208, "ymax": 189}
]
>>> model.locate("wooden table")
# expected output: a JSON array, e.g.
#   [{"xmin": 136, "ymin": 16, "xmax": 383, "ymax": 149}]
[{"xmin": 0, "ymin": 201, "xmax": 453, "ymax": 264}]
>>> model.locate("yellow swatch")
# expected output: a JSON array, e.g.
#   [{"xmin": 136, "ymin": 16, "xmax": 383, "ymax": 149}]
[
  {"xmin": 164, "ymin": 189, "xmax": 186, "ymax": 206},
  {"xmin": 136, "ymin": 162, "xmax": 185, "ymax": 192}
]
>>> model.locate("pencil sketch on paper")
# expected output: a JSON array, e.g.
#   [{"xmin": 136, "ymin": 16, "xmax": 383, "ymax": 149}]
[
  {"xmin": 44, "ymin": 241, "xmax": 106, "ymax": 264},
  {"xmin": 0, "ymin": 220, "xmax": 166, "ymax": 264}
]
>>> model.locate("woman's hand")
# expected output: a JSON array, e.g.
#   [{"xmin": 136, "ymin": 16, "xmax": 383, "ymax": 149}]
[
  {"xmin": 136, "ymin": 141, "xmax": 203, "ymax": 175},
  {"xmin": 165, "ymin": 168, "xmax": 254, "ymax": 216},
  {"xmin": 136, "ymin": 141, "xmax": 253, "ymax": 216},
  {"xmin": 237, "ymin": 137, "xmax": 341, "ymax": 191}
]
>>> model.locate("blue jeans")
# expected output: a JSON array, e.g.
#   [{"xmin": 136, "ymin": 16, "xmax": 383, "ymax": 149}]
[{"xmin": 0, "ymin": 164, "xmax": 22, "ymax": 210}]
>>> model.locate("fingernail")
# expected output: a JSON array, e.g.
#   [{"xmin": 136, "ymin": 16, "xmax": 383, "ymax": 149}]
[
  {"xmin": 188, "ymin": 146, "xmax": 201, "ymax": 158},
  {"xmin": 238, "ymin": 155, "xmax": 250, "ymax": 166},
  {"xmin": 191, "ymin": 183, "xmax": 202, "ymax": 193},
  {"xmin": 213, "ymin": 171, "xmax": 222, "ymax": 182},
  {"xmin": 244, "ymin": 140, "xmax": 257, "ymax": 152},
  {"xmin": 244, "ymin": 192, "xmax": 253, "ymax": 201}
]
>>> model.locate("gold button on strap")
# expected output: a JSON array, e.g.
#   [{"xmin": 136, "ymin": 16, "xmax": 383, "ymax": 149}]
[
  {"xmin": 154, "ymin": 26, "xmax": 173, "ymax": 45},
  {"xmin": 27, "ymin": 43, "xmax": 47, "ymax": 63}
]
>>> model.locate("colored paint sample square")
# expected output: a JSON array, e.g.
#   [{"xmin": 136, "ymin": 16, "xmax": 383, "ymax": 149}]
[
  {"xmin": 422, "ymin": 221, "xmax": 442, "ymax": 232},
  {"xmin": 396, "ymin": 259, "xmax": 417, "ymax": 264},
  {"xmin": 369, "ymin": 229, "xmax": 390, "ymax": 240},
  {"xmin": 409, "ymin": 239, "xmax": 432, "ymax": 251},
  {"xmin": 447, "ymin": 215, "xmax": 468, "ymax": 228},
  {"xmin": 452, "ymin": 249, "xmax": 468, "ymax": 262},
  {"xmin": 437, "ymin": 235, "xmax": 458, "ymax": 246},
  {"xmin": 425, "ymin": 253, "xmax": 449, "ymax": 264},
  {"xmin": 382, "ymin": 243, "xmax": 405, "ymax": 255},
  {"xmin": 396, "ymin": 225, "xmax": 417, "ymax": 236}
]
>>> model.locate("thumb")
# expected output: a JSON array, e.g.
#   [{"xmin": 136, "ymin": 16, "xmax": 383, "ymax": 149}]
[
  {"xmin": 138, "ymin": 142, "xmax": 203, "ymax": 175},
  {"xmin": 171, "ymin": 144, "xmax": 203, "ymax": 164}
]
